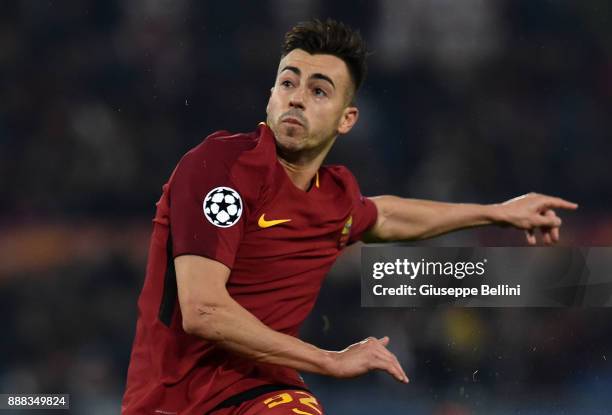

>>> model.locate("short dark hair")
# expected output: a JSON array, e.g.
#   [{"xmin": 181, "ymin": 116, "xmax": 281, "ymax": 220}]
[{"xmin": 281, "ymin": 19, "xmax": 368, "ymax": 97}]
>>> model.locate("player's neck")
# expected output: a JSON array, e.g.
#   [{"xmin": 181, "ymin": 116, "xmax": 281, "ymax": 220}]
[
  {"xmin": 278, "ymin": 157, "xmax": 321, "ymax": 191},
  {"xmin": 276, "ymin": 136, "xmax": 335, "ymax": 191}
]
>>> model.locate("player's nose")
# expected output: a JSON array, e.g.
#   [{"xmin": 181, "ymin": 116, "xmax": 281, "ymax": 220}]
[{"xmin": 289, "ymin": 87, "xmax": 305, "ymax": 110}]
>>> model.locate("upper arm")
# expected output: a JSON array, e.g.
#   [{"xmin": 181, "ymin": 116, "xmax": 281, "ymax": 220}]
[
  {"xmin": 175, "ymin": 254, "xmax": 232, "ymax": 334},
  {"xmin": 362, "ymin": 196, "xmax": 388, "ymax": 242},
  {"xmin": 169, "ymin": 144, "xmax": 249, "ymax": 269}
]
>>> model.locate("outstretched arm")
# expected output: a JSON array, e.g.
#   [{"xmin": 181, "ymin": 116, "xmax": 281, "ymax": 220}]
[
  {"xmin": 365, "ymin": 192, "xmax": 578, "ymax": 245},
  {"xmin": 176, "ymin": 255, "xmax": 409, "ymax": 383}
]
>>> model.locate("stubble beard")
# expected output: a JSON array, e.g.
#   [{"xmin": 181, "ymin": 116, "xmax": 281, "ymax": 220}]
[
  {"xmin": 267, "ymin": 112, "xmax": 336, "ymax": 164},
  {"xmin": 274, "ymin": 125, "xmax": 338, "ymax": 166},
  {"xmin": 268, "ymin": 111, "xmax": 310, "ymax": 154},
  {"xmin": 276, "ymin": 124, "xmax": 308, "ymax": 152}
]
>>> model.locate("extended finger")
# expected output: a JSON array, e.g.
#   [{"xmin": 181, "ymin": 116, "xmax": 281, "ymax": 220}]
[
  {"xmin": 543, "ymin": 196, "xmax": 578, "ymax": 211},
  {"xmin": 377, "ymin": 341, "xmax": 409, "ymax": 383},
  {"xmin": 381, "ymin": 349, "xmax": 408, "ymax": 383},
  {"xmin": 371, "ymin": 340, "xmax": 403, "ymax": 380},
  {"xmin": 374, "ymin": 350, "xmax": 406, "ymax": 383},
  {"xmin": 391, "ymin": 353, "xmax": 409, "ymax": 383}
]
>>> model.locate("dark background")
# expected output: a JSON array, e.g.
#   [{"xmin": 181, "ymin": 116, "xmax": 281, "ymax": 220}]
[{"xmin": 1, "ymin": 1, "xmax": 611, "ymax": 413}]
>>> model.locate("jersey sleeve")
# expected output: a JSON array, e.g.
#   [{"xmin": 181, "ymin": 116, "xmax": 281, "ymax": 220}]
[
  {"xmin": 344, "ymin": 170, "xmax": 378, "ymax": 244},
  {"xmin": 168, "ymin": 141, "xmax": 252, "ymax": 269}
]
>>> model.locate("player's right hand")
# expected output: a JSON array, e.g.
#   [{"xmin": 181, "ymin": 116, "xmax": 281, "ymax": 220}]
[
  {"xmin": 328, "ymin": 336, "xmax": 409, "ymax": 383},
  {"xmin": 499, "ymin": 192, "xmax": 578, "ymax": 245}
]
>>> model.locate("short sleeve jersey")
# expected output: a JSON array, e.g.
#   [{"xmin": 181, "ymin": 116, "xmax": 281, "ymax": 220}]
[{"xmin": 122, "ymin": 124, "xmax": 377, "ymax": 414}]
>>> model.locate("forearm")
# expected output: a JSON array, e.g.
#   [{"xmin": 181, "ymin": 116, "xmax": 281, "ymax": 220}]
[
  {"xmin": 368, "ymin": 195, "xmax": 503, "ymax": 241},
  {"xmin": 175, "ymin": 256, "xmax": 410, "ymax": 383},
  {"xmin": 185, "ymin": 293, "xmax": 335, "ymax": 375}
]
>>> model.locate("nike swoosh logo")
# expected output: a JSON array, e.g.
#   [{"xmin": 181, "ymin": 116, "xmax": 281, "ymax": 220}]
[{"xmin": 258, "ymin": 214, "xmax": 291, "ymax": 228}]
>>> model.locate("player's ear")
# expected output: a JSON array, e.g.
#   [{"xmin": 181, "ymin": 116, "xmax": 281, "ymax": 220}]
[
  {"xmin": 266, "ymin": 87, "xmax": 275, "ymax": 115},
  {"xmin": 337, "ymin": 106, "xmax": 359, "ymax": 135}
]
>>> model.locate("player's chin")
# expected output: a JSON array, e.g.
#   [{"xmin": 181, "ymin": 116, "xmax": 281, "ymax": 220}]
[
  {"xmin": 280, "ymin": 122, "xmax": 307, "ymax": 137},
  {"xmin": 275, "ymin": 131, "xmax": 308, "ymax": 152}
]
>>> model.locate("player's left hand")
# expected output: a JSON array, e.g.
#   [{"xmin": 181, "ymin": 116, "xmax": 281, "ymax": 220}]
[{"xmin": 499, "ymin": 192, "xmax": 578, "ymax": 245}]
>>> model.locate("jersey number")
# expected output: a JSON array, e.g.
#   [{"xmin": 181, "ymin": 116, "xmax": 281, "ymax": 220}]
[{"xmin": 262, "ymin": 391, "xmax": 322, "ymax": 414}]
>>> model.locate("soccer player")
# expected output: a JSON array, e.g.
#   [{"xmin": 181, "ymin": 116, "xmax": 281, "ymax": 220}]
[{"xmin": 122, "ymin": 19, "xmax": 577, "ymax": 414}]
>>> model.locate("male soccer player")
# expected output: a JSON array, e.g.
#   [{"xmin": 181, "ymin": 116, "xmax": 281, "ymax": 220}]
[{"xmin": 122, "ymin": 19, "xmax": 577, "ymax": 414}]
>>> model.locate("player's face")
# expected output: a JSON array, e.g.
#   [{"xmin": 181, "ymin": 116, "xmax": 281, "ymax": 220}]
[{"xmin": 266, "ymin": 49, "xmax": 359, "ymax": 157}]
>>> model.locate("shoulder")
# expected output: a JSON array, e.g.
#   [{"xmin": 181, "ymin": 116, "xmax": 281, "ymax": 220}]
[
  {"xmin": 321, "ymin": 164, "xmax": 361, "ymax": 190},
  {"xmin": 169, "ymin": 123, "xmax": 277, "ymax": 206},
  {"xmin": 182, "ymin": 123, "xmax": 275, "ymax": 168},
  {"xmin": 174, "ymin": 124, "xmax": 276, "ymax": 181}
]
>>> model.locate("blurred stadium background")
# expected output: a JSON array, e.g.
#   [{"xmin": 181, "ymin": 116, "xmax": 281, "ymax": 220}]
[{"xmin": 1, "ymin": 1, "xmax": 611, "ymax": 413}]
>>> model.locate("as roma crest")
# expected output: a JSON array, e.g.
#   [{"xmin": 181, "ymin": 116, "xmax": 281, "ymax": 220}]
[{"xmin": 338, "ymin": 215, "xmax": 352, "ymax": 249}]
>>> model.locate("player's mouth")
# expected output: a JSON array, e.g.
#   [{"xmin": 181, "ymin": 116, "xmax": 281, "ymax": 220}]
[{"xmin": 282, "ymin": 117, "xmax": 304, "ymax": 127}]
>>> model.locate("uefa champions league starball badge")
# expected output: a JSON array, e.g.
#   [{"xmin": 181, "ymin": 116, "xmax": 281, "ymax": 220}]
[{"xmin": 203, "ymin": 186, "xmax": 243, "ymax": 228}]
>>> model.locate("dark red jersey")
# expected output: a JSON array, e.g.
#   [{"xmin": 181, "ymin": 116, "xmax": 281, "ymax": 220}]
[{"xmin": 122, "ymin": 123, "xmax": 377, "ymax": 414}]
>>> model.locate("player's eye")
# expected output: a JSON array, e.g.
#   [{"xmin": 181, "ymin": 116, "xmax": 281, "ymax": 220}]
[
  {"xmin": 281, "ymin": 80, "xmax": 294, "ymax": 88},
  {"xmin": 313, "ymin": 87, "xmax": 327, "ymax": 97}
]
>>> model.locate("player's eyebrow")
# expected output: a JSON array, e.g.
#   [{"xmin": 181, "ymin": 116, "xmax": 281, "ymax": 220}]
[{"xmin": 280, "ymin": 66, "xmax": 336, "ymax": 89}]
